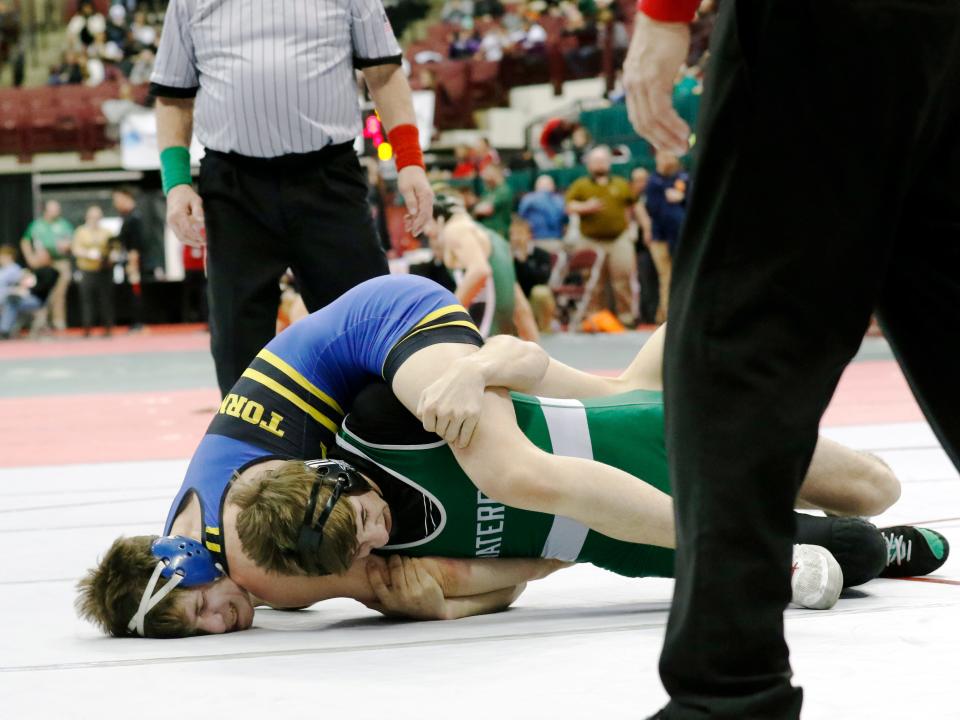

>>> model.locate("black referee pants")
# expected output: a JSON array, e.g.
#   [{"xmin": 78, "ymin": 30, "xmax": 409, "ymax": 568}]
[
  {"xmin": 658, "ymin": 2, "xmax": 960, "ymax": 718},
  {"xmin": 199, "ymin": 144, "xmax": 388, "ymax": 396}
]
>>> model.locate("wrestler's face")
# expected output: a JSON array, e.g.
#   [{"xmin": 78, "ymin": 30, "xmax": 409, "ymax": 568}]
[
  {"xmin": 179, "ymin": 576, "xmax": 255, "ymax": 635},
  {"xmin": 347, "ymin": 491, "xmax": 392, "ymax": 559}
]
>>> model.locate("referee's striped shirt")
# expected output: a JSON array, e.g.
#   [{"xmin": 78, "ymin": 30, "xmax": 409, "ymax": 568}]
[{"xmin": 150, "ymin": 0, "xmax": 403, "ymax": 158}]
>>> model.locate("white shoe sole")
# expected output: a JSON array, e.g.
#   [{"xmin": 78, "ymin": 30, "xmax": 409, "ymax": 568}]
[{"xmin": 791, "ymin": 544, "xmax": 844, "ymax": 610}]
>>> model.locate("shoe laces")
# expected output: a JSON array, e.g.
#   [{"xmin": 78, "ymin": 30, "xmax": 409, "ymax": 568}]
[{"xmin": 885, "ymin": 533, "xmax": 912, "ymax": 567}]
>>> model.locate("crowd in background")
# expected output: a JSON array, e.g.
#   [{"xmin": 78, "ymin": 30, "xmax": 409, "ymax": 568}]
[
  {"xmin": 48, "ymin": 1, "xmax": 162, "ymax": 87},
  {"xmin": 421, "ymin": 134, "xmax": 689, "ymax": 332},
  {"xmin": 0, "ymin": 185, "xmax": 205, "ymax": 340},
  {"xmin": 415, "ymin": 0, "xmax": 631, "ymax": 78}
]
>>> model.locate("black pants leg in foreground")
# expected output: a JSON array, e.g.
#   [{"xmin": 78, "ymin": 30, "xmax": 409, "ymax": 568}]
[{"xmin": 655, "ymin": 3, "xmax": 960, "ymax": 718}]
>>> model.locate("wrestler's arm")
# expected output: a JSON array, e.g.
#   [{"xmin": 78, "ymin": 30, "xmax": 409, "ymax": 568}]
[
  {"xmin": 363, "ymin": 556, "xmax": 567, "ymax": 620},
  {"xmin": 240, "ymin": 551, "xmax": 564, "ymax": 611},
  {"xmin": 418, "ymin": 325, "xmax": 666, "ymax": 441},
  {"xmin": 530, "ymin": 323, "xmax": 665, "ymax": 397},
  {"xmin": 446, "ymin": 232, "xmax": 492, "ymax": 307}
]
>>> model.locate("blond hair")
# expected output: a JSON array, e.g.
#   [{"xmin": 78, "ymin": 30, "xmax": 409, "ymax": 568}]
[
  {"xmin": 232, "ymin": 461, "xmax": 358, "ymax": 576},
  {"xmin": 76, "ymin": 536, "xmax": 193, "ymax": 638}
]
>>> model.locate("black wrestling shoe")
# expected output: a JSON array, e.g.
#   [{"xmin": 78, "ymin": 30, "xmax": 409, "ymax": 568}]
[
  {"xmin": 793, "ymin": 513, "xmax": 887, "ymax": 587},
  {"xmin": 879, "ymin": 526, "xmax": 950, "ymax": 578}
]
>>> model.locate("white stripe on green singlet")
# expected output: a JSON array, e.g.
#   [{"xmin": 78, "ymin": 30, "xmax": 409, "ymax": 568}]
[{"xmin": 538, "ymin": 398, "xmax": 592, "ymax": 562}]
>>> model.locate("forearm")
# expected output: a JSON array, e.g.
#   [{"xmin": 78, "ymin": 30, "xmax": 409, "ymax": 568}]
[
  {"xmin": 363, "ymin": 63, "xmax": 416, "ymax": 132},
  {"xmin": 455, "ymin": 266, "xmax": 491, "ymax": 307},
  {"xmin": 441, "ymin": 584, "xmax": 526, "ymax": 620},
  {"xmin": 436, "ymin": 556, "xmax": 566, "ymax": 597},
  {"xmin": 566, "ymin": 201, "xmax": 596, "ymax": 215},
  {"xmin": 155, "ymin": 96, "xmax": 194, "ymax": 150},
  {"xmin": 457, "ymin": 335, "xmax": 550, "ymax": 394}
]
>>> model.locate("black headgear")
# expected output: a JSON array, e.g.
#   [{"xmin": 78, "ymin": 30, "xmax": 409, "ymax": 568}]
[
  {"xmin": 432, "ymin": 193, "xmax": 465, "ymax": 221},
  {"xmin": 296, "ymin": 459, "xmax": 371, "ymax": 572}
]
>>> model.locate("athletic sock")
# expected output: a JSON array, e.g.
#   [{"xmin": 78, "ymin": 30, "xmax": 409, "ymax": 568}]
[
  {"xmin": 793, "ymin": 512, "xmax": 886, "ymax": 587},
  {"xmin": 878, "ymin": 526, "xmax": 950, "ymax": 578}
]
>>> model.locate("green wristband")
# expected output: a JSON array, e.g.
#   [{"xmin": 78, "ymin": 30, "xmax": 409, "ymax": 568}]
[{"xmin": 160, "ymin": 146, "xmax": 193, "ymax": 195}]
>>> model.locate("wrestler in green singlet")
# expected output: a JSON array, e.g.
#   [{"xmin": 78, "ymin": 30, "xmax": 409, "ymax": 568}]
[{"xmin": 332, "ymin": 383, "xmax": 675, "ymax": 579}]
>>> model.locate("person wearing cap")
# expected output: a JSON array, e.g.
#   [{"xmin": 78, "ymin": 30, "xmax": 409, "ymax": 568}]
[
  {"xmin": 152, "ymin": 0, "xmax": 435, "ymax": 397},
  {"xmin": 623, "ymin": 1, "xmax": 960, "ymax": 717}
]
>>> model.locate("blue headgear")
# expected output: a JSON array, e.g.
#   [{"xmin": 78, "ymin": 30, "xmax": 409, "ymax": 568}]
[{"xmin": 127, "ymin": 536, "xmax": 224, "ymax": 637}]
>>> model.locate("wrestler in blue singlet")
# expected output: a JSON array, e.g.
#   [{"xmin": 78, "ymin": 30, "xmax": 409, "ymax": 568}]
[{"xmin": 163, "ymin": 275, "xmax": 482, "ymax": 571}]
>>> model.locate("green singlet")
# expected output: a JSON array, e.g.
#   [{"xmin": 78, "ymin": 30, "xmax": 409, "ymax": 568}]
[
  {"xmin": 334, "ymin": 386, "xmax": 675, "ymax": 579},
  {"xmin": 456, "ymin": 228, "xmax": 516, "ymax": 338}
]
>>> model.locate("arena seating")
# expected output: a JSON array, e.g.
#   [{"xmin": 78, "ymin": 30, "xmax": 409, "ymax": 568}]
[{"xmin": 0, "ymin": 82, "xmax": 148, "ymax": 162}]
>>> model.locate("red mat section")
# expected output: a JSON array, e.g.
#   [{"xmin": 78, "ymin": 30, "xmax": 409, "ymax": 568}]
[
  {"xmin": 0, "ymin": 388, "xmax": 220, "ymax": 468},
  {"xmin": 0, "ymin": 359, "xmax": 922, "ymax": 468},
  {"xmin": 0, "ymin": 326, "xmax": 210, "ymax": 360}
]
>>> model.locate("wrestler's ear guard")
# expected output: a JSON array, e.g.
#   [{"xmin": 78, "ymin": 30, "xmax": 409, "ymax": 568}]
[{"xmin": 296, "ymin": 460, "xmax": 371, "ymax": 573}]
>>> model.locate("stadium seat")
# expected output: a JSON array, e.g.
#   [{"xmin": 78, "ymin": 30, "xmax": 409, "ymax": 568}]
[{"xmin": 551, "ymin": 247, "xmax": 606, "ymax": 330}]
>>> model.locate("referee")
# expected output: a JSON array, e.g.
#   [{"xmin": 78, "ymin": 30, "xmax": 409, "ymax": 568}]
[
  {"xmin": 150, "ymin": 0, "xmax": 434, "ymax": 396},
  {"xmin": 624, "ymin": 1, "xmax": 960, "ymax": 718}
]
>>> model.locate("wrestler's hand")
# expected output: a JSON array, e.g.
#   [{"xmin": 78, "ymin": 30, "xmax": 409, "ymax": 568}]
[
  {"xmin": 364, "ymin": 556, "xmax": 449, "ymax": 620},
  {"xmin": 166, "ymin": 185, "xmax": 206, "ymax": 247},
  {"xmin": 398, "ymin": 165, "xmax": 435, "ymax": 237},
  {"xmin": 623, "ymin": 14, "xmax": 691, "ymax": 154},
  {"xmin": 417, "ymin": 357, "xmax": 485, "ymax": 449}
]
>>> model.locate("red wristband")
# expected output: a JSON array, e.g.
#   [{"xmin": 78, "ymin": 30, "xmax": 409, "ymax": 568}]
[
  {"xmin": 637, "ymin": 0, "xmax": 699, "ymax": 23},
  {"xmin": 387, "ymin": 123, "xmax": 425, "ymax": 170}
]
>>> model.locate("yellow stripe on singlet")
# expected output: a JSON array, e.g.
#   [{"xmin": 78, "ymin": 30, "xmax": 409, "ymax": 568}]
[
  {"xmin": 396, "ymin": 319, "xmax": 481, "ymax": 345},
  {"xmin": 205, "ymin": 526, "xmax": 220, "ymax": 536},
  {"xmin": 411, "ymin": 304, "xmax": 468, "ymax": 330},
  {"xmin": 241, "ymin": 368, "xmax": 339, "ymax": 434},
  {"xmin": 256, "ymin": 349, "xmax": 344, "ymax": 416},
  {"xmin": 205, "ymin": 540, "xmax": 222, "ymax": 553}
]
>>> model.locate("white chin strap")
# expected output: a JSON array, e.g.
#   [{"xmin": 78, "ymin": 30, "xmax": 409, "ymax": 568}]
[{"xmin": 127, "ymin": 562, "xmax": 184, "ymax": 637}]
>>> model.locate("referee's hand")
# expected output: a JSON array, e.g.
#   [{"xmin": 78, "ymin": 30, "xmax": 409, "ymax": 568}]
[
  {"xmin": 623, "ymin": 14, "xmax": 691, "ymax": 155},
  {"xmin": 397, "ymin": 166, "xmax": 434, "ymax": 237},
  {"xmin": 166, "ymin": 185, "xmax": 207, "ymax": 247}
]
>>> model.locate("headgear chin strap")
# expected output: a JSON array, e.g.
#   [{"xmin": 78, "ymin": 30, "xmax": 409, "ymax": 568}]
[
  {"xmin": 128, "ymin": 536, "xmax": 224, "ymax": 637},
  {"xmin": 296, "ymin": 459, "xmax": 371, "ymax": 571}
]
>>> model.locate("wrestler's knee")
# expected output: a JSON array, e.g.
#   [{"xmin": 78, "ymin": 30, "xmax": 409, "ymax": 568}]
[{"xmin": 854, "ymin": 453, "xmax": 901, "ymax": 516}]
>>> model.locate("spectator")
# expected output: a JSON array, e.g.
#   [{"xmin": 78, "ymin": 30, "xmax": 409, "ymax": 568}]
[
  {"xmin": 71, "ymin": 205, "xmax": 115, "ymax": 338},
  {"xmin": 102, "ymin": 82, "xmax": 144, "ymax": 141},
  {"xmin": 475, "ymin": 22, "xmax": 508, "ymax": 62},
  {"xmin": 0, "ymin": 0, "xmax": 20, "ymax": 80},
  {"xmin": 565, "ymin": 125, "xmax": 594, "ymax": 167},
  {"xmin": 509, "ymin": 217, "xmax": 556, "ymax": 333},
  {"xmin": 130, "ymin": 11, "xmax": 157, "ymax": 49},
  {"xmin": 518, "ymin": 174, "xmax": 567, "ymax": 244},
  {"xmin": 0, "ymin": 245, "xmax": 22, "ymax": 308},
  {"xmin": 67, "ymin": 2, "xmax": 106, "ymax": 49},
  {"xmin": 105, "ymin": 4, "xmax": 128, "ymax": 45},
  {"xmin": 0, "ymin": 249, "xmax": 60, "ymax": 340},
  {"xmin": 20, "ymin": 200, "xmax": 74, "ymax": 332},
  {"xmin": 630, "ymin": 167, "xmax": 660, "ymax": 324},
  {"xmin": 449, "ymin": 27, "xmax": 480, "ymax": 59},
  {"xmin": 645, "ymin": 150, "xmax": 689, "ymax": 322},
  {"xmin": 473, "ymin": 136, "xmax": 500, "ymax": 172},
  {"xmin": 473, "ymin": 163, "xmax": 514, "ymax": 239},
  {"xmin": 112, "ymin": 186, "xmax": 147, "ymax": 332},
  {"xmin": 48, "ymin": 50, "xmax": 85, "ymax": 85},
  {"xmin": 441, "ymin": 0, "xmax": 474, "ymax": 25},
  {"xmin": 128, "ymin": 47, "xmax": 155, "ymax": 85},
  {"xmin": 511, "ymin": 16, "xmax": 548, "ymax": 51},
  {"xmin": 565, "ymin": 145, "xmax": 637, "ymax": 326},
  {"xmin": 451, "ymin": 144, "xmax": 477, "ymax": 178}
]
